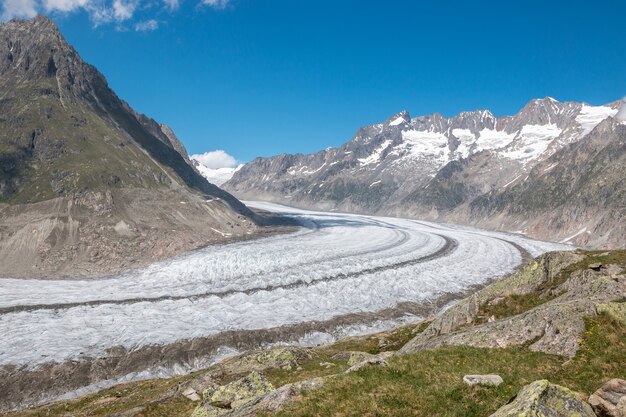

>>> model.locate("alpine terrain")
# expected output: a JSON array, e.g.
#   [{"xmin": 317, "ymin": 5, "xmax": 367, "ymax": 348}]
[
  {"xmin": 0, "ymin": 16, "xmax": 271, "ymax": 278},
  {"xmin": 224, "ymin": 98, "xmax": 626, "ymax": 247},
  {"xmin": 0, "ymin": 8, "xmax": 625, "ymax": 417}
]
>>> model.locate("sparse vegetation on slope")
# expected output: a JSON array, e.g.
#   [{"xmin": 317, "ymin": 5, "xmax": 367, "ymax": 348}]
[{"xmin": 271, "ymin": 314, "xmax": 625, "ymax": 417}]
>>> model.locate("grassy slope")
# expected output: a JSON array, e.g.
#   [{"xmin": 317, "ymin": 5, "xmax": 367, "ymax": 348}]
[
  {"xmin": 270, "ymin": 314, "xmax": 625, "ymax": 417},
  {"xmin": 0, "ymin": 78, "xmax": 174, "ymax": 204}
]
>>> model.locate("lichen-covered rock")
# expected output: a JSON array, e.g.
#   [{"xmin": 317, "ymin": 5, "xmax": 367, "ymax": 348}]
[
  {"xmin": 588, "ymin": 378, "xmax": 626, "ymax": 417},
  {"xmin": 401, "ymin": 254, "xmax": 626, "ymax": 358},
  {"xmin": 208, "ymin": 371, "xmax": 274, "ymax": 408},
  {"xmin": 233, "ymin": 377, "xmax": 326, "ymax": 416},
  {"xmin": 463, "ymin": 374, "xmax": 503, "ymax": 387},
  {"xmin": 217, "ymin": 347, "xmax": 312, "ymax": 375},
  {"xmin": 597, "ymin": 302, "xmax": 626, "ymax": 326},
  {"xmin": 191, "ymin": 371, "xmax": 275, "ymax": 416},
  {"xmin": 191, "ymin": 377, "xmax": 325, "ymax": 417},
  {"xmin": 490, "ymin": 380, "xmax": 596, "ymax": 417},
  {"xmin": 347, "ymin": 351, "xmax": 378, "ymax": 366},
  {"xmin": 345, "ymin": 354, "xmax": 389, "ymax": 373}
]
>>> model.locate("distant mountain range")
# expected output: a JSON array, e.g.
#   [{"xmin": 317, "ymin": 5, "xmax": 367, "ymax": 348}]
[
  {"xmin": 223, "ymin": 97, "xmax": 626, "ymax": 247},
  {"xmin": 0, "ymin": 16, "xmax": 263, "ymax": 278}
]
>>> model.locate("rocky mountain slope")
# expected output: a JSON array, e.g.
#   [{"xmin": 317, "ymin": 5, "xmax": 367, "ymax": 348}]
[
  {"xmin": 0, "ymin": 16, "xmax": 270, "ymax": 278},
  {"xmin": 224, "ymin": 97, "xmax": 626, "ymax": 247}
]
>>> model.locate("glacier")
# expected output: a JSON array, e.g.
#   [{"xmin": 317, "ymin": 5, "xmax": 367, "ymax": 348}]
[{"xmin": 0, "ymin": 202, "xmax": 572, "ymax": 369}]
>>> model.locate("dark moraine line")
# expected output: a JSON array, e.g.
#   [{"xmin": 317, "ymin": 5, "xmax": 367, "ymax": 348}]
[
  {"xmin": 0, "ymin": 235, "xmax": 458, "ymax": 315},
  {"xmin": 411, "ymin": 220, "xmax": 533, "ymax": 262}
]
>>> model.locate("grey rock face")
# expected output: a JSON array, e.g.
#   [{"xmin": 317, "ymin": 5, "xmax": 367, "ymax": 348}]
[
  {"xmin": 190, "ymin": 371, "xmax": 325, "ymax": 417},
  {"xmin": 489, "ymin": 380, "xmax": 596, "ymax": 417},
  {"xmin": 589, "ymin": 379, "xmax": 626, "ymax": 417},
  {"xmin": 463, "ymin": 375, "xmax": 504, "ymax": 387},
  {"xmin": 224, "ymin": 96, "xmax": 625, "ymax": 247},
  {"xmin": 400, "ymin": 251, "xmax": 626, "ymax": 358}
]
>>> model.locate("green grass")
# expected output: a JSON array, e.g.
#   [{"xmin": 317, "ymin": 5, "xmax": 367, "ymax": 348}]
[
  {"xmin": 269, "ymin": 314, "xmax": 626, "ymax": 417},
  {"xmin": 0, "ymin": 375, "xmax": 196, "ymax": 417},
  {"xmin": 0, "ymin": 82, "xmax": 176, "ymax": 204},
  {"xmin": 264, "ymin": 323, "xmax": 426, "ymax": 388}
]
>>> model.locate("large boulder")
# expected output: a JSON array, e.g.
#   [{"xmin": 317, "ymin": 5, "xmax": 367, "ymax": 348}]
[
  {"xmin": 191, "ymin": 371, "xmax": 275, "ymax": 416},
  {"xmin": 588, "ymin": 379, "xmax": 626, "ymax": 417},
  {"xmin": 345, "ymin": 356, "xmax": 389, "ymax": 373},
  {"xmin": 190, "ymin": 375, "xmax": 324, "ymax": 417},
  {"xmin": 231, "ymin": 377, "xmax": 325, "ymax": 416},
  {"xmin": 490, "ymin": 380, "xmax": 596, "ymax": 417}
]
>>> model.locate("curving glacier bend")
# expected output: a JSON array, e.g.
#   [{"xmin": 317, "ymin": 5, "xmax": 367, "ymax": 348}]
[{"xmin": 0, "ymin": 202, "xmax": 572, "ymax": 368}]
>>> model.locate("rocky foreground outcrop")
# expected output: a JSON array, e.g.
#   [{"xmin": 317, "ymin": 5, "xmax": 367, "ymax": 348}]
[
  {"xmin": 490, "ymin": 380, "xmax": 597, "ymax": 417},
  {"xmin": 190, "ymin": 371, "xmax": 325, "ymax": 417},
  {"xmin": 401, "ymin": 251, "xmax": 626, "ymax": 358},
  {"xmin": 589, "ymin": 379, "xmax": 626, "ymax": 417}
]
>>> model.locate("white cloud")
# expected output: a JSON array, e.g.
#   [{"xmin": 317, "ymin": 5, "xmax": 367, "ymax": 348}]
[
  {"xmin": 112, "ymin": 0, "xmax": 136, "ymax": 20},
  {"xmin": 2, "ymin": 0, "xmax": 38, "ymax": 19},
  {"xmin": 134, "ymin": 18, "xmax": 157, "ymax": 31},
  {"xmin": 202, "ymin": 0, "xmax": 229, "ymax": 8},
  {"xmin": 162, "ymin": 0, "xmax": 178, "ymax": 10},
  {"xmin": 43, "ymin": 0, "xmax": 89, "ymax": 13},
  {"xmin": 1, "ymin": 0, "xmax": 227, "ymax": 26},
  {"xmin": 190, "ymin": 150, "xmax": 238, "ymax": 169}
]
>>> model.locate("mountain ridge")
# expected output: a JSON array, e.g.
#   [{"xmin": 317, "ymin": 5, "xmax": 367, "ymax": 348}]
[
  {"xmin": 0, "ymin": 15, "xmax": 273, "ymax": 278},
  {"xmin": 223, "ymin": 96, "xmax": 626, "ymax": 247}
]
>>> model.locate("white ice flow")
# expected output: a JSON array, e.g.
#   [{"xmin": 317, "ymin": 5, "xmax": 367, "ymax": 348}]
[{"xmin": 0, "ymin": 202, "xmax": 571, "ymax": 368}]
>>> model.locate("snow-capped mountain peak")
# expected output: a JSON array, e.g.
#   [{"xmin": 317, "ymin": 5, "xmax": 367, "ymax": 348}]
[{"xmin": 224, "ymin": 97, "xmax": 623, "ymax": 232}]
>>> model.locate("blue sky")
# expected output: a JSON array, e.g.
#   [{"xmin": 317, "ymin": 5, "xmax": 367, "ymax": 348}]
[{"xmin": 4, "ymin": 0, "xmax": 626, "ymax": 164}]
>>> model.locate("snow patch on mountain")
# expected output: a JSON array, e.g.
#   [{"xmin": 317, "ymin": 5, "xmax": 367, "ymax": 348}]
[
  {"xmin": 475, "ymin": 128, "xmax": 516, "ymax": 152},
  {"xmin": 576, "ymin": 104, "xmax": 618, "ymax": 136},
  {"xmin": 397, "ymin": 130, "xmax": 450, "ymax": 164},
  {"xmin": 500, "ymin": 124, "xmax": 563, "ymax": 162},
  {"xmin": 452, "ymin": 128, "xmax": 476, "ymax": 158},
  {"xmin": 389, "ymin": 116, "xmax": 406, "ymax": 126},
  {"xmin": 359, "ymin": 140, "xmax": 393, "ymax": 166}
]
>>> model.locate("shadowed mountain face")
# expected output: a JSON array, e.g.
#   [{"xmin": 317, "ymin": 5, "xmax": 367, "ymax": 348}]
[
  {"xmin": 224, "ymin": 98, "xmax": 626, "ymax": 247},
  {"xmin": 0, "ymin": 16, "xmax": 251, "ymax": 215},
  {"xmin": 0, "ymin": 16, "xmax": 265, "ymax": 278}
]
